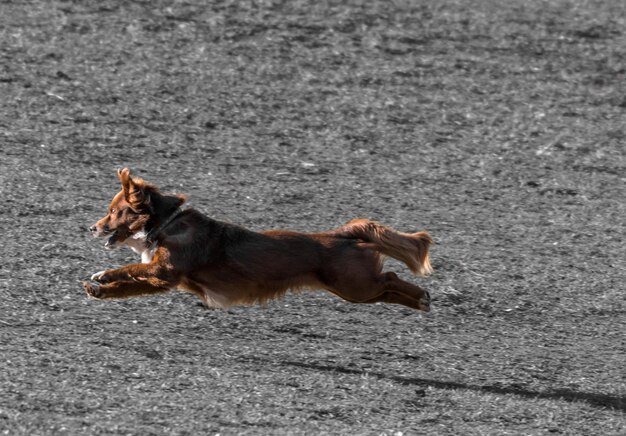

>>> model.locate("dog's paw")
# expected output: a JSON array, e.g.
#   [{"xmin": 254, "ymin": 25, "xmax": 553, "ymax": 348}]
[
  {"xmin": 90, "ymin": 270, "xmax": 110, "ymax": 283},
  {"xmin": 83, "ymin": 281, "xmax": 103, "ymax": 299}
]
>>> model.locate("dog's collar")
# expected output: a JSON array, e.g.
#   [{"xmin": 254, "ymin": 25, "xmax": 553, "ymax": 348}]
[{"xmin": 145, "ymin": 208, "xmax": 183, "ymax": 245}]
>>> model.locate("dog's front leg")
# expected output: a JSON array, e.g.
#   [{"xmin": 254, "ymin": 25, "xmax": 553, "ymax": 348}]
[
  {"xmin": 83, "ymin": 280, "xmax": 171, "ymax": 300},
  {"xmin": 90, "ymin": 263, "xmax": 149, "ymax": 284},
  {"xmin": 85, "ymin": 261, "xmax": 178, "ymax": 300},
  {"xmin": 90, "ymin": 263, "xmax": 175, "ymax": 287}
]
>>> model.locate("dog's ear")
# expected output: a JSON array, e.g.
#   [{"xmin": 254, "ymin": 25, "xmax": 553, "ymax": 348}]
[
  {"xmin": 117, "ymin": 168, "xmax": 150, "ymax": 210},
  {"xmin": 117, "ymin": 168, "xmax": 132, "ymax": 193}
]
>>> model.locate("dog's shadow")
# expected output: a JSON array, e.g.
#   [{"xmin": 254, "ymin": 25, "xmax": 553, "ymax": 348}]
[{"xmin": 242, "ymin": 356, "xmax": 625, "ymax": 413}]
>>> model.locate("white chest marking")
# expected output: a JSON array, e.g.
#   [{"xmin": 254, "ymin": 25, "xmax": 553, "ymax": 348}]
[
  {"xmin": 140, "ymin": 246, "xmax": 157, "ymax": 264},
  {"xmin": 126, "ymin": 229, "xmax": 157, "ymax": 264}
]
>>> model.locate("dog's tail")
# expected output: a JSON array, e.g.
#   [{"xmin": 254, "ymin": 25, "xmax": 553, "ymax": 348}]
[{"xmin": 336, "ymin": 219, "xmax": 433, "ymax": 276}]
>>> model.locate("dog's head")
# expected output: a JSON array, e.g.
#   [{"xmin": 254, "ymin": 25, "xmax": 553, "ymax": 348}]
[{"xmin": 89, "ymin": 168, "xmax": 184, "ymax": 249}]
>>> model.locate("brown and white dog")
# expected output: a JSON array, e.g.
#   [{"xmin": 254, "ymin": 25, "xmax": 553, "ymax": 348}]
[{"xmin": 83, "ymin": 168, "xmax": 434, "ymax": 311}]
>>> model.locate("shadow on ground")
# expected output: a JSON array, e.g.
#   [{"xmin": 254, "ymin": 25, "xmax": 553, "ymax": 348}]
[{"xmin": 244, "ymin": 356, "xmax": 626, "ymax": 413}]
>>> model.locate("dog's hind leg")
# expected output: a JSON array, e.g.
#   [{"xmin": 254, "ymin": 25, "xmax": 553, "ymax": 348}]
[
  {"xmin": 380, "ymin": 272, "xmax": 431, "ymax": 311},
  {"xmin": 362, "ymin": 291, "xmax": 430, "ymax": 312}
]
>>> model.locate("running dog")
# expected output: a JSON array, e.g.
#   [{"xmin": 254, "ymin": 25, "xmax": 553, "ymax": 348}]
[{"xmin": 83, "ymin": 168, "xmax": 433, "ymax": 311}]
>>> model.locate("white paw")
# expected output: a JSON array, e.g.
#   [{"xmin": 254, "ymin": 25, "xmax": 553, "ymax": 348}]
[{"xmin": 91, "ymin": 270, "xmax": 106, "ymax": 281}]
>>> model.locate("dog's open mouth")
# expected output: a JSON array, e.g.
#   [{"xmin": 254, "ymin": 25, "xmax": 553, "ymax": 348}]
[{"xmin": 104, "ymin": 231, "xmax": 120, "ymax": 248}]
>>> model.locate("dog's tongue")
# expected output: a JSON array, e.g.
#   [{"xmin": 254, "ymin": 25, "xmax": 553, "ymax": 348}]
[{"xmin": 105, "ymin": 231, "xmax": 118, "ymax": 248}]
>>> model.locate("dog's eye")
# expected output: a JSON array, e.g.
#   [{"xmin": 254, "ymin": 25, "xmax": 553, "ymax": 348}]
[{"xmin": 110, "ymin": 208, "xmax": 116, "ymax": 214}]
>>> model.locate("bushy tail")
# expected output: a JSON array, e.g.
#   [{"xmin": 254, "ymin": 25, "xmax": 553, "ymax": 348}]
[{"xmin": 336, "ymin": 219, "xmax": 433, "ymax": 276}]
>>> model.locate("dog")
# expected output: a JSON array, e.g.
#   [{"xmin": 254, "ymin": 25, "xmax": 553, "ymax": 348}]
[{"xmin": 83, "ymin": 168, "xmax": 433, "ymax": 311}]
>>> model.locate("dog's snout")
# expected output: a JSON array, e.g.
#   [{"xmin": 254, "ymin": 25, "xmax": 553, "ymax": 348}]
[{"xmin": 89, "ymin": 225, "xmax": 97, "ymax": 233}]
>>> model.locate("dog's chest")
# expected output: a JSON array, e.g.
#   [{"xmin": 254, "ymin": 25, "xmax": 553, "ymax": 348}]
[{"xmin": 126, "ymin": 230, "xmax": 157, "ymax": 264}]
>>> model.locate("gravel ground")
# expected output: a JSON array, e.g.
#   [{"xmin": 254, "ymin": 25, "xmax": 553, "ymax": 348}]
[{"xmin": 1, "ymin": 1, "xmax": 625, "ymax": 434}]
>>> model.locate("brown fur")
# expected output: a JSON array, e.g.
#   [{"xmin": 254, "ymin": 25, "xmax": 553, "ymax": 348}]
[{"xmin": 84, "ymin": 169, "xmax": 434, "ymax": 312}]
